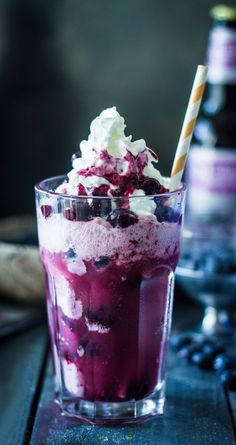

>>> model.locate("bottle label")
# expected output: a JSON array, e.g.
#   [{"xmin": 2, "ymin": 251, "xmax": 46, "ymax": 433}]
[
  {"xmin": 207, "ymin": 26, "xmax": 236, "ymax": 84},
  {"xmin": 187, "ymin": 145, "xmax": 236, "ymax": 215}
]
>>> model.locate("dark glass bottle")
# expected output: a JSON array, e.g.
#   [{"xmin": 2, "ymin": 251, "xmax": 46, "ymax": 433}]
[{"xmin": 186, "ymin": 5, "xmax": 236, "ymax": 218}]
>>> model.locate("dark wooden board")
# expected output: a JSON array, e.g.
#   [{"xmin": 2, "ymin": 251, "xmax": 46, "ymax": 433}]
[
  {"xmin": 30, "ymin": 350, "xmax": 236, "ymax": 445},
  {"xmin": 0, "ymin": 324, "xmax": 47, "ymax": 445},
  {"xmin": 229, "ymin": 392, "xmax": 236, "ymax": 433}
]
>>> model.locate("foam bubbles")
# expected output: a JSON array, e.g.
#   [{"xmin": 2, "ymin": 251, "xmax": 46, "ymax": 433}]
[{"xmin": 38, "ymin": 214, "xmax": 181, "ymax": 264}]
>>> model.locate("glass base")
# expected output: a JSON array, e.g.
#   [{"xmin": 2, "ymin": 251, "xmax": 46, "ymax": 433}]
[{"xmin": 57, "ymin": 385, "xmax": 165, "ymax": 425}]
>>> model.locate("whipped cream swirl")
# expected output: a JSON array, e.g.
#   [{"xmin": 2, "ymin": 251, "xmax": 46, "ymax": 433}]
[{"xmin": 57, "ymin": 107, "xmax": 164, "ymax": 199}]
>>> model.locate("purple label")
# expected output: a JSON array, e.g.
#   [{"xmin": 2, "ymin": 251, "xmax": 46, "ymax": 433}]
[
  {"xmin": 187, "ymin": 147, "xmax": 236, "ymax": 194},
  {"xmin": 207, "ymin": 27, "xmax": 236, "ymax": 84}
]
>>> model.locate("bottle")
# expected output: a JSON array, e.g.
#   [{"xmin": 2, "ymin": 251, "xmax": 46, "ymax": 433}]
[{"xmin": 186, "ymin": 5, "xmax": 236, "ymax": 220}]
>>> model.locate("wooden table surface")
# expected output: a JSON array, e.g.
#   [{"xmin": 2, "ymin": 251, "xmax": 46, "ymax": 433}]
[{"xmin": 1, "ymin": 300, "xmax": 236, "ymax": 445}]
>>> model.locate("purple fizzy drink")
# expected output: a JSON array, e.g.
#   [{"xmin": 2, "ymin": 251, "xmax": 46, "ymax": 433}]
[{"xmin": 35, "ymin": 107, "xmax": 186, "ymax": 423}]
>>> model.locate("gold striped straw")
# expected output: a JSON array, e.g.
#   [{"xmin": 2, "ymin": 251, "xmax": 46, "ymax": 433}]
[{"xmin": 169, "ymin": 65, "xmax": 208, "ymax": 191}]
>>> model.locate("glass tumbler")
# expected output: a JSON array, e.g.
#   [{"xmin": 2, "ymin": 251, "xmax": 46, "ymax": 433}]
[{"xmin": 35, "ymin": 175, "xmax": 186, "ymax": 424}]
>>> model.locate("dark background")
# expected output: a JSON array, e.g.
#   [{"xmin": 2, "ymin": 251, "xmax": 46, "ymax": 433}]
[{"xmin": 0, "ymin": 0, "xmax": 218, "ymax": 217}]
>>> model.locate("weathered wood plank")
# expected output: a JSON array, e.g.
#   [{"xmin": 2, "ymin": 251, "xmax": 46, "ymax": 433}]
[
  {"xmin": 0, "ymin": 324, "xmax": 47, "ymax": 445},
  {"xmin": 30, "ymin": 349, "xmax": 235, "ymax": 445}
]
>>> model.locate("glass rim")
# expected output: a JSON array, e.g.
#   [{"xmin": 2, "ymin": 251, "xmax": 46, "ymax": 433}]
[{"xmin": 35, "ymin": 174, "xmax": 186, "ymax": 200}]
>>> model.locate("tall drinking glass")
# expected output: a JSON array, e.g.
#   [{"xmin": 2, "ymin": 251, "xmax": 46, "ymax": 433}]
[{"xmin": 35, "ymin": 175, "xmax": 186, "ymax": 424}]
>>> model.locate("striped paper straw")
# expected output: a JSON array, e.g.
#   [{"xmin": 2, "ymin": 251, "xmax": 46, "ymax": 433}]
[{"xmin": 169, "ymin": 65, "xmax": 208, "ymax": 191}]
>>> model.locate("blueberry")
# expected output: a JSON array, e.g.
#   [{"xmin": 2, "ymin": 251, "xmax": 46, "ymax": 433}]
[
  {"xmin": 155, "ymin": 206, "xmax": 180, "ymax": 223},
  {"xmin": 85, "ymin": 308, "xmax": 113, "ymax": 328},
  {"xmin": 94, "ymin": 256, "xmax": 109, "ymax": 268},
  {"xmin": 213, "ymin": 354, "xmax": 232, "ymax": 372},
  {"xmin": 63, "ymin": 202, "xmax": 92, "ymax": 221},
  {"xmin": 63, "ymin": 208, "xmax": 77, "ymax": 221},
  {"xmin": 171, "ymin": 334, "xmax": 192, "ymax": 351},
  {"xmin": 140, "ymin": 178, "xmax": 161, "ymax": 195},
  {"xmin": 90, "ymin": 199, "xmax": 112, "ymax": 218},
  {"xmin": 91, "ymin": 185, "xmax": 109, "ymax": 197},
  {"xmin": 78, "ymin": 202, "xmax": 93, "ymax": 220},
  {"xmin": 177, "ymin": 342, "xmax": 201, "ymax": 359},
  {"xmin": 201, "ymin": 341, "xmax": 224, "ymax": 357},
  {"xmin": 191, "ymin": 351, "xmax": 214, "ymax": 369},
  {"xmin": 220, "ymin": 369, "xmax": 236, "ymax": 391},
  {"xmin": 64, "ymin": 350, "xmax": 78, "ymax": 362},
  {"xmin": 65, "ymin": 248, "xmax": 76, "ymax": 259},
  {"xmin": 177, "ymin": 346, "xmax": 191, "ymax": 359},
  {"xmin": 41, "ymin": 204, "xmax": 52, "ymax": 218},
  {"xmin": 107, "ymin": 209, "xmax": 138, "ymax": 228}
]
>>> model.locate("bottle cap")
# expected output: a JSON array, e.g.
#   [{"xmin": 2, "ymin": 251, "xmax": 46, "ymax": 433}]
[{"xmin": 210, "ymin": 5, "xmax": 236, "ymax": 21}]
